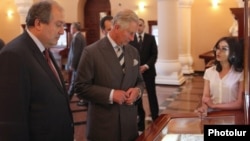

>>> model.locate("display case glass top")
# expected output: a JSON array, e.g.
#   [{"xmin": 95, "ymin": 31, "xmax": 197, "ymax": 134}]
[
  {"xmin": 136, "ymin": 110, "xmax": 244, "ymax": 141},
  {"xmin": 154, "ymin": 116, "xmax": 235, "ymax": 141}
]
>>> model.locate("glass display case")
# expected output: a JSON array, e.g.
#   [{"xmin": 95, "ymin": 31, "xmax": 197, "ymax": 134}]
[
  {"xmin": 155, "ymin": 116, "xmax": 235, "ymax": 141},
  {"xmin": 141, "ymin": 2, "xmax": 250, "ymax": 141},
  {"xmin": 136, "ymin": 110, "xmax": 244, "ymax": 141}
]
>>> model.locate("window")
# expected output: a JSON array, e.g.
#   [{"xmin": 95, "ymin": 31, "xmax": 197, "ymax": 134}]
[
  {"xmin": 152, "ymin": 25, "xmax": 158, "ymax": 45},
  {"xmin": 56, "ymin": 30, "xmax": 67, "ymax": 47}
]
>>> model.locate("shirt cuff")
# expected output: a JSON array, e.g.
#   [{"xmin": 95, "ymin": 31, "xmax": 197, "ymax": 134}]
[
  {"xmin": 144, "ymin": 64, "xmax": 149, "ymax": 69},
  {"xmin": 136, "ymin": 87, "xmax": 142, "ymax": 99},
  {"xmin": 109, "ymin": 89, "xmax": 114, "ymax": 104}
]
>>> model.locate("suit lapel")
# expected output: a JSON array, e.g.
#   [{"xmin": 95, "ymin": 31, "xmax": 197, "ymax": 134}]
[
  {"xmin": 24, "ymin": 32, "xmax": 66, "ymax": 94},
  {"xmin": 49, "ymin": 51, "xmax": 67, "ymax": 90},
  {"xmin": 39, "ymin": 50, "xmax": 65, "ymax": 92},
  {"xmin": 121, "ymin": 46, "xmax": 134, "ymax": 86},
  {"xmin": 99, "ymin": 38, "xmax": 125, "ymax": 84},
  {"xmin": 102, "ymin": 38, "xmax": 124, "ymax": 72}
]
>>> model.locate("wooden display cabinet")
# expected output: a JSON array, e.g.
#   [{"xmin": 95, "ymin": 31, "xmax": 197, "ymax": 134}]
[{"xmin": 136, "ymin": 110, "xmax": 244, "ymax": 141}]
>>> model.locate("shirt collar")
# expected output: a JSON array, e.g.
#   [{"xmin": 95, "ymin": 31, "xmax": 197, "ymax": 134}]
[
  {"xmin": 136, "ymin": 32, "xmax": 144, "ymax": 38},
  {"xmin": 107, "ymin": 33, "xmax": 119, "ymax": 49},
  {"xmin": 73, "ymin": 31, "xmax": 80, "ymax": 38},
  {"xmin": 26, "ymin": 29, "xmax": 45, "ymax": 52}
]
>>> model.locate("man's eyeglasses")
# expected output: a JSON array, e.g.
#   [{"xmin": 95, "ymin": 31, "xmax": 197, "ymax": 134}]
[{"xmin": 213, "ymin": 46, "xmax": 229, "ymax": 52}]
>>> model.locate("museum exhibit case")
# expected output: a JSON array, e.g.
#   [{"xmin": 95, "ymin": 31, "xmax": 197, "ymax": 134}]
[
  {"xmin": 136, "ymin": 110, "xmax": 244, "ymax": 141},
  {"xmin": 137, "ymin": 1, "xmax": 250, "ymax": 140}
]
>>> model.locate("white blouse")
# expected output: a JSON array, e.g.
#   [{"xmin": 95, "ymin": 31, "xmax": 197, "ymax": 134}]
[{"xmin": 204, "ymin": 66, "xmax": 243, "ymax": 104}]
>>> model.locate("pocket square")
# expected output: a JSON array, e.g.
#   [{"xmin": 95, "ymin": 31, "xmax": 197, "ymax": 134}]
[{"xmin": 133, "ymin": 59, "xmax": 138, "ymax": 66}]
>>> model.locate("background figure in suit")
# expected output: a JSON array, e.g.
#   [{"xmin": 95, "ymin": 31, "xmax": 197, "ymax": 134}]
[
  {"xmin": 100, "ymin": 15, "xmax": 113, "ymax": 36},
  {"xmin": 129, "ymin": 18, "xmax": 159, "ymax": 131},
  {"xmin": 0, "ymin": 38, "xmax": 5, "ymax": 50},
  {"xmin": 75, "ymin": 9, "xmax": 144, "ymax": 141},
  {"xmin": 0, "ymin": 1, "xmax": 74, "ymax": 141},
  {"xmin": 67, "ymin": 22, "xmax": 86, "ymax": 102}
]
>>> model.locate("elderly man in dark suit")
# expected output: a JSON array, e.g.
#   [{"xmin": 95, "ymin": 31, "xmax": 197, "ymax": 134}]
[
  {"xmin": 75, "ymin": 9, "xmax": 144, "ymax": 141},
  {"xmin": 0, "ymin": 1, "xmax": 74, "ymax": 141},
  {"xmin": 129, "ymin": 18, "xmax": 159, "ymax": 132}
]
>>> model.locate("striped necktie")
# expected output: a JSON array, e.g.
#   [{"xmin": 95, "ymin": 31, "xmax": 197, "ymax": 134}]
[{"xmin": 116, "ymin": 46, "xmax": 125, "ymax": 72}]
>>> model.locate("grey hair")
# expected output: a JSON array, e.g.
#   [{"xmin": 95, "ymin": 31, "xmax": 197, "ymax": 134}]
[
  {"xmin": 112, "ymin": 9, "xmax": 139, "ymax": 29},
  {"xmin": 26, "ymin": 0, "xmax": 63, "ymax": 27},
  {"xmin": 71, "ymin": 22, "xmax": 82, "ymax": 31}
]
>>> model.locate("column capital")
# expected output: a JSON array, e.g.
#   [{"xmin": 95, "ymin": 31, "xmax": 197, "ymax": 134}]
[
  {"xmin": 178, "ymin": 0, "xmax": 194, "ymax": 8},
  {"xmin": 236, "ymin": 0, "xmax": 244, "ymax": 7},
  {"xmin": 14, "ymin": 0, "xmax": 33, "ymax": 24}
]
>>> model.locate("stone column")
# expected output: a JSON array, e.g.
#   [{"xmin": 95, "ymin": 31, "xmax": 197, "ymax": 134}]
[
  {"xmin": 236, "ymin": 0, "xmax": 244, "ymax": 7},
  {"xmin": 156, "ymin": 0, "xmax": 185, "ymax": 85},
  {"xmin": 14, "ymin": 0, "xmax": 32, "ymax": 31},
  {"xmin": 229, "ymin": 0, "xmax": 244, "ymax": 37},
  {"xmin": 178, "ymin": 0, "xmax": 194, "ymax": 74}
]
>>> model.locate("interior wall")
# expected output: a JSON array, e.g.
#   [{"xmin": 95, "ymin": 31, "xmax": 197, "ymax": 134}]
[
  {"xmin": 0, "ymin": 0, "xmax": 239, "ymax": 71},
  {"xmin": 0, "ymin": 0, "xmax": 21, "ymax": 43},
  {"xmin": 77, "ymin": 0, "xmax": 86, "ymax": 28},
  {"xmin": 109, "ymin": 0, "xmax": 157, "ymax": 33},
  {"xmin": 191, "ymin": 0, "xmax": 238, "ymax": 71}
]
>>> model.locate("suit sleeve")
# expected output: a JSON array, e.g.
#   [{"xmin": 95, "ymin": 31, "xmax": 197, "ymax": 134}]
[
  {"xmin": 0, "ymin": 51, "xmax": 30, "ymax": 140},
  {"xmin": 71, "ymin": 35, "xmax": 86, "ymax": 70},
  {"xmin": 146, "ymin": 35, "xmax": 158, "ymax": 68}
]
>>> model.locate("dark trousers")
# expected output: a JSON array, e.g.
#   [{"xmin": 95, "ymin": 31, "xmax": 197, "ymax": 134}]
[
  {"xmin": 144, "ymin": 75, "xmax": 159, "ymax": 120},
  {"xmin": 137, "ymin": 98, "xmax": 145, "ymax": 131},
  {"xmin": 137, "ymin": 75, "xmax": 159, "ymax": 130},
  {"xmin": 68, "ymin": 71, "xmax": 76, "ymax": 99}
]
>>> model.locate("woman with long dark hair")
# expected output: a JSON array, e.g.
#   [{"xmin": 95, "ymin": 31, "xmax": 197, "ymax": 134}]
[{"xmin": 195, "ymin": 36, "xmax": 244, "ymax": 116}]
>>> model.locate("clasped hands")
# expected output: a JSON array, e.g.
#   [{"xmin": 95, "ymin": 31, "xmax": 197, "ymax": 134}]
[
  {"xmin": 113, "ymin": 88, "xmax": 140, "ymax": 105},
  {"xmin": 195, "ymin": 96, "xmax": 214, "ymax": 117}
]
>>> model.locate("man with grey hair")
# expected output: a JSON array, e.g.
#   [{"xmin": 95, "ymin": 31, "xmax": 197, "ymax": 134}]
[
  {"xmin": 67, "ymin": 22, "xmax": 86, "ymax": 103},
  {"xmin": 0, "ymin": 1, "xmax": 74, "ymax": 140},
  {"xmin": 75, "ymin": 9, "xmax": 144, "ymax": 140}
]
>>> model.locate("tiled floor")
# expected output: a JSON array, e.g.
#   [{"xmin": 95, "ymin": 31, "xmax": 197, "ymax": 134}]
[{"xmin": 68, "ymin": 73, "xmax": 204, "ymax": 141}]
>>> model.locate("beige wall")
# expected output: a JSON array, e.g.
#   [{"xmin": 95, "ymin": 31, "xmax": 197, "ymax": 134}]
[
  {"xmin": 191, "ymin": 0, "xmax": 238, "ymax": 71},
  {"xmin": 0, "ymin": 0, "xmax": 21, "ymax": 43},
  {"xmin": 0, "ymin": 0, "xmax": 239, "ymax": 71},
  {"xmin": 110, "ymin": 0, "xmax": 157, "ymax": 33}
]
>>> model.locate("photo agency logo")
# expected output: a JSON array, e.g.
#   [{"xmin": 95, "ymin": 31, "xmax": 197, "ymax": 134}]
[{"xmin": 204, "ymin": 125, "xmax": 250, "ymax": 140}]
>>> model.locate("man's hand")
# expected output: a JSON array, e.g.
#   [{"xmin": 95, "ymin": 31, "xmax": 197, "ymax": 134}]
[
  {"xmin": 124, "ymin": 88, "xmax": 140, "ymax": 105},
  {"xmin": 113, "ymin": 90, "xmax": 127, "ymax": 105},
  {"xmin": 140, "ymin": 65, "xmax": 148, "ymax": 73},
  {"xmin": 194, "ymin": 104, "xmax": 208, "ymax": 117}
]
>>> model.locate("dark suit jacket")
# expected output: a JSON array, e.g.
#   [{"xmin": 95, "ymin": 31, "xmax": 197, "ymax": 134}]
[
  {"xmin": 75, "ymin": 37, "xmax": 144, "ymax": 141},
  {"xmin": 129, "ymin": 33, "xmax": 158, "ymax": 77},
  {"xmin": 0, "ymin": 31, "xmax": 74, "ymax": 141},
  {"xmin": 67, "ymin": 32, "xmax": 86, "ymax": 71}
]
